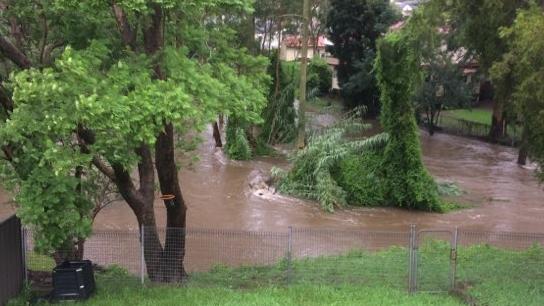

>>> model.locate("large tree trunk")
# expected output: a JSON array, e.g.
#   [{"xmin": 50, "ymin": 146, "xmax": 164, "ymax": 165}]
[
  {"xmin": 155, "ymin": 124, "xmax": 187, "ymax": 282},
  {"xmin": 213, "ymin": 121, "xmax": 223, "ymax": 147},
  {"xmin": 518, "ymin": 125, "xmax": 529, "ymax": 166},
  {"xmin": 489, "ymin": 100, "xmax": 506, "ymax": 141}
]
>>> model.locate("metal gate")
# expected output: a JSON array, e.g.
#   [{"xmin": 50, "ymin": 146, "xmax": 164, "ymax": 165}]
[{"xmin": 409, "ymin": 228, "xmax": 458, "ymax": 293}]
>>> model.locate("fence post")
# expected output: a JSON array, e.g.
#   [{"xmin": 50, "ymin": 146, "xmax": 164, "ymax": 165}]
[
  {"xmin": 140, "ymin": 225, "xmax": 145, "ymax": 286},
  {"xmin": 286, "ymin": 226, "xmax": 293, "ymax": 286},
  {"xmin": 408, "ymin": 224, "xmax": 417, "ymax": 293},
  {"xmin": 20, "ymin": 225, "xmax": 27, "ymax": 282},
  {"xmin": 450, "ymin": 227, "xmax": 459, "ymax": 291}
]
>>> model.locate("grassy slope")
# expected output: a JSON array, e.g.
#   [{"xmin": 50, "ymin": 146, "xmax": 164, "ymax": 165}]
[{"xmin": 443, "ymin": 108, "xmax": 492, "ymax": 125}]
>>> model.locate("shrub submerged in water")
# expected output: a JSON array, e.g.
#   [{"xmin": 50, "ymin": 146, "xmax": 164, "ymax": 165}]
[
  {"xmin": 273, "ymin": 115, "xmax": 389, "ymax": 212},
  {"xmin": 335, "ymin": 151, "xmax": 385, "ymax": 207}
]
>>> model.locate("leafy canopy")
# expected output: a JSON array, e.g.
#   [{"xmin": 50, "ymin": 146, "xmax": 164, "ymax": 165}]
[
  {"xmin": 491, "ymin": 4, "xmax": 544, "ymax": 181},
  {"xmin": 0, "ymin": 0, "xmax": 269, "ymax": 252},
  {"xmin": 326, "ymin": 0, "xmax": 398, "ymax": 112}
]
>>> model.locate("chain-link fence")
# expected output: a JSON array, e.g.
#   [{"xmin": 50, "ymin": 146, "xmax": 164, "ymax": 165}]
[{"xmin": 23, "ymin": 226, "xmax": 544, "ymax": 294}]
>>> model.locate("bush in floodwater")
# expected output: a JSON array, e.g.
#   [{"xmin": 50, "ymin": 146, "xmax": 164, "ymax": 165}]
[
  {"xmin": 226, "ymin": 125, "xmax": 252, "ymax": 161},
  {"xmin": 375, "ymin": 31, "xmax": 442, "ymax": 212},
  {"xmin": 334, "ymin": 151, "xmax": 385, "ymax": 206},
  {"xmin": 274, "ymin": 114, "xmax": 389, "ymax": 212}
]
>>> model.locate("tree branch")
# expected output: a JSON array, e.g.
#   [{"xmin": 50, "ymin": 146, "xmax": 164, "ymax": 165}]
[
  {"xmin": 0, "ymin": 34, "xmax": 31, "ymax": 69},
  {"xmin": 0, "ymin": 83, "xmax": 13, "ymax": 115},
  {"xmin": 39, "ymin": 10, "xmax": 49, "ymax": 65},
  {"xmin": 136, "ymin": 145, "xmax": 155, "ymax": 200},
  {"xmin": 92, "ymin": 156, "xmax": 116, "ymax": 181},
  {"xmin": 112, "ymin": 2, "xmax": 136, "ymax": 48}
]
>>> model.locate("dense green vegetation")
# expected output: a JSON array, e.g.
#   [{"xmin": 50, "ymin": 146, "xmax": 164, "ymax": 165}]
[
  {"xmin": 374, "ymin": 31, "xmax": 441, "ymax": 211},
  {"xmin": 326, "ymin": 0, "xmax": 398, "ymax": 113},
  {"xmin": 0, "ymin": 0, "xmax": 269, "ymax": 280},
  {"xmin": 273, "ymin": 114, "xmax": 389, "ymax": 212},
  {"xmin": 335, "ymin": 151, "xmax": 384, "ymax": 206},
  {"xmin": 307, "ymin": 58, "xmax": 333, "ymax": 97},
  {"xmin": 491, "ymin": 4, "xmax": 544, "ymax": 180}
]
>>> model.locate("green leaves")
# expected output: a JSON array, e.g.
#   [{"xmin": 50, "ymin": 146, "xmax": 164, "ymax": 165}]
[
  {"xmin": 375, "ymin": 32, "xmax": 442, "ymax": 212},
  {"xmin": 1, "ymin": 0, "xmax": 270, "ymax": 254},
  {"xmin": 491, "ymin": 5, "xmax": 544, "ymax": 181}
]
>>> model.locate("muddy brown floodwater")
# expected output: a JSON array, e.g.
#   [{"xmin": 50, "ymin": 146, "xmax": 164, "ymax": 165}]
[{"xmin": 1, "ymin": 123, "xmax": 543, "ymax": 233}]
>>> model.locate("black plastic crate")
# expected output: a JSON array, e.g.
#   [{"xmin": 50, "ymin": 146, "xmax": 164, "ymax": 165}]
[{"xmin": 52, "ymin": 260, "xmax": 95, "ymax": 300}]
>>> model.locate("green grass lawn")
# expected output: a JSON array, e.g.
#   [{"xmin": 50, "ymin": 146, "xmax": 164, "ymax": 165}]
[
  {"xmin": 12, "ymin": 242, "xmax": 544, "ymax": 306},
  {"xmin": 442, "ymin": 108, "xmax": 492, "ymax": 125},
  {"xmin": 13, "ymin": 268, "xmax": 462, "ymax": 306}
]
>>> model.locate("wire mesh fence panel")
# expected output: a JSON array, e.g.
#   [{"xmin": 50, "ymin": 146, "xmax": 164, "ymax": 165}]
[
  {"xmin": 20, "ymin": 226, "xmax": 544, "ymax": 298},
  {"xmin": 455, "ymin": 231, "xmax": 544, "ymax": 299},
  {"xmin": 416, "ymin": 230, "xmax": 454, "ymax": 292},
  {"xmin": 143, "ymin": 227, "xmax": 289, "ymax": 288},
  {"xmin": 24, "ymin": 229, "xmax": 142, "ymax": 292},
  {"xmin": 290, "ymin": 228, "xmax": 410, "ymax": 289}
]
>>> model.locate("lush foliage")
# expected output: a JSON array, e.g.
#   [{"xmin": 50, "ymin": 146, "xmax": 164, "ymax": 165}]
[
  {"xmin": 334, "ymin": 151, "xmax": 384, "ymax": 206},
  {"xmin": 326, "ymin": 0, "xmax": 398, "ymax": 112},
  {"xmin": 307, "ymin": 57, "xmax": 332, "ymax": 96},
  {"xmin": 422, "ymin": 0, "xmax": 531, "ymax": 140},
  {"xmin": 259, "ymin": 53, "xmax": 298, "ymax": 145},
  {"xmin": 274, "ymin": 114, "xmax": 389, "ymax": 212},
  {"xmin": 491, "ymin": 5, "xmax": 544, "ymax": 181},
  {"xmin": 374, "ymin": 32, "xmax": 441, "ymax": 211},
  {"xmin": 225, "ymin": 125, "xmax": 253, "ymax": 161},
  {"xmin": 0, "ymin": 0, "xmax": 270, "ymax": 253}
]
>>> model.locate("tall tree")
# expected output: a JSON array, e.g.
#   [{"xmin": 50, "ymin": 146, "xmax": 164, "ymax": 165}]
[
  {"xmin": 414, "ymin": 54, "xmax": 472, "ymax": 136},
  {"xmin": 432, "ymin": 0, "xmax": 530, "ymax": 141},
  {"xmin": 327, "ymin": 0, "xmax": 397, "ymax": 113},
  {"xmin": 491, "ymin": 4, "xmax": 544, "ymax": 178},
  {"xmin": 0, "ymin": 0, "xmax": 115, "ymax": 260},
  {"xmin": 0, "ymin": 0, "xmax": 268, "ymax": 282},
  {"xmin": 297, "ymin": 0, "xmax": 311, "ymax": 149}
]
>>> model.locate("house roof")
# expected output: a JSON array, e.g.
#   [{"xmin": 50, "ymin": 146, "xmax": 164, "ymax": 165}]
[
  {"xmin": 326, "ymin": 57, "xmax": 339, "ymax": 66},
  {"xmin": 282, "ymin": 35, "xmax": 332, "ymax": 48}
]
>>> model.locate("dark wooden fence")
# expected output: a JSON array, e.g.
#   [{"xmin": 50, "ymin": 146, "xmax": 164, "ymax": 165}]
[{"xmin": 0, "ymin": 215, "xmax": 24, "ymax": 305}]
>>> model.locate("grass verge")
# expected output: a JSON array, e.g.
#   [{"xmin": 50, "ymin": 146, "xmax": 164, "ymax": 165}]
[
  {"xmin": 443, "ymin": 108, "xmax": 492, "ymax": 125},
  {"xmin": 13, "ymin": 241, "xmax": 544, "ymax": 306}
]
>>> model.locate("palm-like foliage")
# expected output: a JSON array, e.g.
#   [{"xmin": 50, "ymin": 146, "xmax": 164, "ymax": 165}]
[{"xmin": 274, "ymin": 114, "xmax": 389, "ymax": 212}]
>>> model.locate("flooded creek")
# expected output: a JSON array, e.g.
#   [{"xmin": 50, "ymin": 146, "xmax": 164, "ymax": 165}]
[{"xmin": 2, "ymin": 125, "xmax": 543, "ymax": 233}]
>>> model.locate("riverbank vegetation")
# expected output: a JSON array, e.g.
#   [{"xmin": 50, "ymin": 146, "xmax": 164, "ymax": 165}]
[
  {"xmin": 273, "ymin": 112, "xmax": 389, "ymax": 212},
  {"xmin": 275, "ymin": 23, "xmax": 447, "ymax": 212}
]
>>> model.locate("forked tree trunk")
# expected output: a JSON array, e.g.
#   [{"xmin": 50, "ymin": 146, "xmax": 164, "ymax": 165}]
[{"xmin": 142, "ymin": 3, "xmax": 187, "ymax": 282}]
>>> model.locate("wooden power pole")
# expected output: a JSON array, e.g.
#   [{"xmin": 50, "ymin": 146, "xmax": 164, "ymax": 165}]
[{"xmin": 296, "ymin": 0, "xmax": 310, "ymax": 149}]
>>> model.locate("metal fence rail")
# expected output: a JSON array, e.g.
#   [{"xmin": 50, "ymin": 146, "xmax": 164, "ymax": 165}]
[
  {"xmin": 22, "ymin": 226, "xmax": 544, "ymax": 295},
  {"xmin": 0, "ymin": 215, "xmax": 25, "ymax": 306},
  {"xmin": 436, "ymin": 115, "xmax": 521, "ymax": 146}
]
